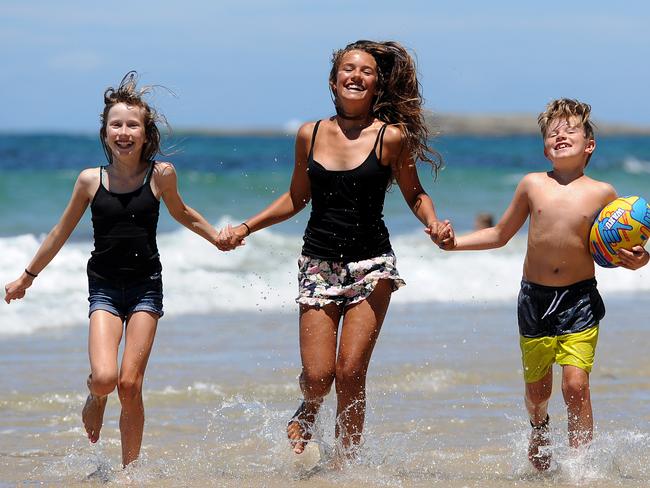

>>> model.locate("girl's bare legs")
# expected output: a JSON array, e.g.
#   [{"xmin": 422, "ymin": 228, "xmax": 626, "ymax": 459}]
[
  {"xmin": 118, "ymin": 311, "xmax": 158, "ymax": 467},
  {"xmin": 84, "ymin": 311, "xmax": 123, "ymax": 443},
  {"xmin": 561, "ymin": 365, "xmax": 593, "ymax": 448},
  {"xmin": 525, "ymin": 367, "xmax": 553, "ymax": 471},
  {"xmin": 335, "ymin": 279, "xmax": 391, "ymax": 456},
  {"xmin": 288, "ymin": 303, "xmax": 341, "ymax": 454}
]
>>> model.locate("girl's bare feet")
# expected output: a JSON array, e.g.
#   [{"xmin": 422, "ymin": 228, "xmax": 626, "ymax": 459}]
[
  {"xmin": 287, "ymin": 400, "xmax": 320, "ymax": 454},
  {"xmin": 82, "ymin": 375, "xmax": 108, "ymax": 443}
]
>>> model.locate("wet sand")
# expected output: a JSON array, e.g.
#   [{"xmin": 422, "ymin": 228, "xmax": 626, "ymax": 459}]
[{"xmin": 1, "ymin": 295, "xmax": 649, "ymax": 487}]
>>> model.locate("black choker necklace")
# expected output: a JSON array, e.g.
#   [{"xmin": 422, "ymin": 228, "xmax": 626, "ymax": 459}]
[
  {"xmin": 338, "ymin": 121, "xmax": 374, "ymax": 137},
  {"xmin": 335, "ymin": 107, "xmax": 370, "ymax": 121}
]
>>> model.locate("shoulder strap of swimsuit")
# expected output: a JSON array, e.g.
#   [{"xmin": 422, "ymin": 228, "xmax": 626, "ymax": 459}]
[
  {"xmin": 307, "ymin": 120, "xmax": 322, "ymax": 160},
  {"xmin": 144, "ymin": 161, "xmax": 155, "ymax": 184},
  {"xmin": 373, "ymin": 124, "xmax": 389, "ymax": 165}
]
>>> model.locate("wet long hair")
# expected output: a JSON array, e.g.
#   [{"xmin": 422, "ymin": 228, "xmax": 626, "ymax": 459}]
[
  {"xmin": 99, "ymin": 71, "xmax": 167, "ymax": 165},
  {"xmin": 329, "ymin": 40, "xmax": 442, "ymax": 177}
]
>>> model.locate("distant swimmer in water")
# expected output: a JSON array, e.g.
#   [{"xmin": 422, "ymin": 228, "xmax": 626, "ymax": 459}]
[
  {"xmin": 4, "ymin": 72, "xmax": 236, "ymax": 467},
  {"xmin": 218, "ymin": 40, "xmax": 451, "ymax": 462},
  {"xmin": 434, "ymin": 98, "xmax": 648, "ymax": 471},
  {"xmin": 474, "ymin": 212, "xmax": 494, "ymax": 230}
]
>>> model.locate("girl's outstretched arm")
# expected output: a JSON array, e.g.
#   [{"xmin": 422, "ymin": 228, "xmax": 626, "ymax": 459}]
[
  {"xmin": 4, "ymin": 169, "xmax": 95, "ymax": 303},
  {"xmin": 153, "ymin": 162, "xmax": 229, "ymax": 250},
  {"xmin": 218, "ymin": 122, "xmax": 313, "ymax": 248},
  {"xmin": 385, "ymin": 125, "xmax": 453, "ymax": 248}
]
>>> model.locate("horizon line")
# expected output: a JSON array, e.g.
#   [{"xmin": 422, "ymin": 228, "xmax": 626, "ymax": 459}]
[{"xmin": 2, "ymin": 113, "xmax": 650, "ymax": 137}]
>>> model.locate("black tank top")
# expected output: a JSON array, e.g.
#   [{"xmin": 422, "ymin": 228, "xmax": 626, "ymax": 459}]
[
  {"xmin": 87, "ymin": 163, "xmax": 162, "ymax": 281},
  {"xmin": 301, "ymin": 120, "xmax": 393, "ymax": 262}
]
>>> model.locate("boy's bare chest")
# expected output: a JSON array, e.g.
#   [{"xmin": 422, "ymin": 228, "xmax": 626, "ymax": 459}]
[{"xmin": 529, "ymin": 184, "xmax": 600, "ymax": 229}]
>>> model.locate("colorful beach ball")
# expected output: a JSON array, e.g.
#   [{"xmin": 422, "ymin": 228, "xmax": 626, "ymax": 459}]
[{"xmin": 589, "ymin": 196, "xmax": 650, "ymax": 268}]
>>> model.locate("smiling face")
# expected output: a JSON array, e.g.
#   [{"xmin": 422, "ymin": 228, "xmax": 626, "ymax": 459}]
[
  {"xmin": 543, "ymin": 116, "xmax": 595, "ymax": 167},
  {"xmin": 103, "ymin": 102, "xmax": 147, "ymax": 161},
  {"xmin": 331, "ymin": 49, "xmax": 378, "ymax": 113}
]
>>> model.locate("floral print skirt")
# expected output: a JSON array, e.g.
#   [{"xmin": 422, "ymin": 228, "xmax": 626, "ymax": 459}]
[{"xmin": 295, "ymin": 251, "xmax": 406, "ymax": 308}]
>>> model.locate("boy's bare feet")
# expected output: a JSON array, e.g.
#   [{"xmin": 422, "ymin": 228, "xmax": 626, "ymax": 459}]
[
  {"xmin": 287, "ymin": 400, "xmax": 319, "ymax": 454},
  {"xmin": 528, "ymin": 415, "xmax": 551, "ymax": 471},
  {"xmin": 82, "ymin": 375, "xmax": 108, "ymax": 443}
]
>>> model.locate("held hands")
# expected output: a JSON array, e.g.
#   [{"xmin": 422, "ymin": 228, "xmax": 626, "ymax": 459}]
[
  {"xmin": 215, "ymin": 223, "xmax": 248, "ymax": 251},
  {"xmin": 424, "ymin": 220, "xmax": 456, "ymax": 250},
  {"xmin": 4, "ymin": 273, "xmax": 34, "ymax": 304},
  {"xmin": 617, "ymin": 245, "xmax": 650, "ymax": 270}
]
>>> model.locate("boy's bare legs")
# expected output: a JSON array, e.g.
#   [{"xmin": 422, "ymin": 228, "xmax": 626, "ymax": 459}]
[
  {"xmin": 335, "ymin": 279, "xmax": 391, "ymax": 457},
  {"xmin": 288, "ymin": 303, "xmax": 341, "ymax": 454},
  {"xmin": 118, "ymin": 311, "xmax": 158, "ymax": 467},
  {"xmin": 525, "ymin": 368, "xmax": 553, "ymax": 471},
  {"xmin": 84, "ymin": 311, "xmax": 123, "ymax": 443},
  {"xmin": 561, "ymin": 365, "xmax": 592, "ymax": 448}
]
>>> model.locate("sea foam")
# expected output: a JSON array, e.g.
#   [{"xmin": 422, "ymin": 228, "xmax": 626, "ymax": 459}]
[{"xmin": 0, "ymin": 223, "xmax": 647, "ymax": 336}]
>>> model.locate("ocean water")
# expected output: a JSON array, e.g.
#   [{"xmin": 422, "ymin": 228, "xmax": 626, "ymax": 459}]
[
  {"xmin": 1, "ymin": 133, "xmax": 650, "ymax": 486},
  {"xmin": 1, "ymin": 133, "xmax": 649, "ymax": 334}
]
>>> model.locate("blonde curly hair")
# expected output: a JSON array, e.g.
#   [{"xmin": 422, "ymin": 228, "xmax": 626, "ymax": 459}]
[{"xmin": 538, "ymin": 98, "xmax": 595, "ymax": 165}]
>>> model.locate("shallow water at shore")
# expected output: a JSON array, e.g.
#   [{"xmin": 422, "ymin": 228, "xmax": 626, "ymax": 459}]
[{"xmin": 1, "ymin": 294, "xmax": 649, "ymax": 487}]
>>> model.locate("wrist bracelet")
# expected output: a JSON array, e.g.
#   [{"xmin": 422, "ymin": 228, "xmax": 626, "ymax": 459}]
[
  {"xmin": 24, "ymin": 268, "xmax": 38, "ymax": 278},
  {"xmin": 241, "ymin": 222, "xmax": 251, "ymax": 237}
]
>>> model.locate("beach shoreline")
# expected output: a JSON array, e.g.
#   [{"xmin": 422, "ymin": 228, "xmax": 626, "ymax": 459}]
[{"xmin": 1, "ymin": 295, "xmax": 649, "ymax": 486}]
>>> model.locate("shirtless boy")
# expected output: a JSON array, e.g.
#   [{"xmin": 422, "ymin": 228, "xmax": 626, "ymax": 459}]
[{"xmin": 433, "ymin": 99, "xmax": 649, "ymax": 470}]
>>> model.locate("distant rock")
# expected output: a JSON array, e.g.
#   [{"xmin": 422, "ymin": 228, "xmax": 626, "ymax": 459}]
[
  {"xmin": 427, "ymin": 112, "xmax": 650, "ymax": 136},
  {"xmin": 171, "ymin": 113, "xmax": 650, "ymax": 137}
]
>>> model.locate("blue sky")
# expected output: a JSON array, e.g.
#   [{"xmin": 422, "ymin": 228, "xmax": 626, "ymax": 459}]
[{"xmin": 2, "ymin": 1, "xmax": 650, "ymax": 132}]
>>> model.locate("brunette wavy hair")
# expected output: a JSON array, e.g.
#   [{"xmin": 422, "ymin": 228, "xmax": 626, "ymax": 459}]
[
  {"xmin": 99, "ymin": 71, "xmax": 167, "ymax": 165},
  {"xmin": 329, "ymin": 40, "xmax": 442, "ymax": 177}
]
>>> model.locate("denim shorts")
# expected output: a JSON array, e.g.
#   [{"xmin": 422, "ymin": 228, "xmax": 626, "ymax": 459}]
[{"xmin": 88, "ymin": 273, "xmax": 164, "ymax": 320}]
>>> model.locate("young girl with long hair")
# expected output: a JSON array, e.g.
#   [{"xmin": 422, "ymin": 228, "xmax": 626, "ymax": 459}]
[
  {"xmin": 4, "ymin": 72, "xmax": 229, "ymax": 467},
  {"xmin": 218, "ymin": 40, "xmax": 451, "ymax": 459}
]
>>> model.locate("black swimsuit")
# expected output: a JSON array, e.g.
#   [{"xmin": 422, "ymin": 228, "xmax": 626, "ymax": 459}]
[
  {"xmin": 87, "ymin": 163, "xmax": 162, "ymax": 282},
  {"xmin": 301, "ymin": 121, "xmax": 393, "ymax": 263}
]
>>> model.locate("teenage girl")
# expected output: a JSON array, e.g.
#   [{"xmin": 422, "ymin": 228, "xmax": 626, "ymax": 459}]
[{"xmin": 218, "ymin": 41, "xmax": 451, "ymax": 459}]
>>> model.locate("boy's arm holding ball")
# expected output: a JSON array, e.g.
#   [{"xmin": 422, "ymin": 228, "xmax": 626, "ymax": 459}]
[{"xmin": 617, "ymin": 246, "xmax": 649, "ymax": 270}]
